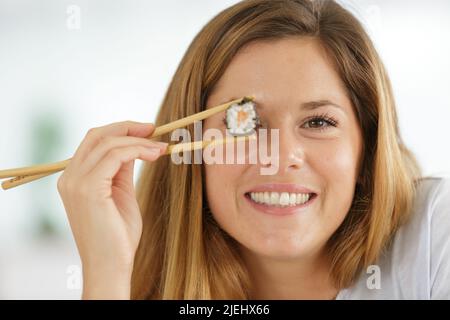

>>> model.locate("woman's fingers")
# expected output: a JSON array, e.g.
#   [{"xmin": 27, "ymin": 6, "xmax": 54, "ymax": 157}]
[
  {"xmin": 69, "ymin": 121, "xmax": 155, "ymax": 170},
  {"xmin": 86, "ymin": 145, "xmax": 164, "ymax": 196},
  {"xmin": 75, "ymin": 135, "xmax": 167, "ymax": 177},
  {"xmin": 111, "ymin": 160, "xmax": 136, "ymax": 193},
  {"xmin": 56, "ymin": 121, "xmax": 167, "ymax": 298}
]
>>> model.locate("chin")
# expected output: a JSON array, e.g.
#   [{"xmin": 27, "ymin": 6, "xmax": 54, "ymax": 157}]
[{"xmin": 243, "ymin": 234, "xmax": 315, "ymax": 261}]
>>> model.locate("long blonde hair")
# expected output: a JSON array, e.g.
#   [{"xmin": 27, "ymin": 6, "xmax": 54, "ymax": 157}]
[{"xmin": 131, "ymin": 0, "xmax": 421, "ymax": 299}]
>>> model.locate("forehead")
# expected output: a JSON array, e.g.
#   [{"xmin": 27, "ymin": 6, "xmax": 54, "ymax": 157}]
[{"xmin": 209, "ymin": 37, "xmax": 349, "ymax": 109}]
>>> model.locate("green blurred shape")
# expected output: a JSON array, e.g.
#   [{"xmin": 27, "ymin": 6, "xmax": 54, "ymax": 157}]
[{"xmin": 27, "ymin": 104, "xmax": 66, "ymax": 239}]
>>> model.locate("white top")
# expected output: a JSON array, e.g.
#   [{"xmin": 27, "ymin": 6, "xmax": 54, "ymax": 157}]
[{"xmin": 336, "ymin": 177, "xmax": 450, "ymax": 300}]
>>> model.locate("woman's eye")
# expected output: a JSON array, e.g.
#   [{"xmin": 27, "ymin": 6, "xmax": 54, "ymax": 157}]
[
  {"xmin": 302, "ymin": 115, "xmax": 338, "ymax": 130},
  {"xmin": 305, "ymin": 118, "xmax": 329, "ymax": 129}
]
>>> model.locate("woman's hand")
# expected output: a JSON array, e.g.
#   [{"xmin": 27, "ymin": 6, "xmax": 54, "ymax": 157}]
[{"xmin": 57, "ymin": 121, "xmax": 167, "ymax": 299}]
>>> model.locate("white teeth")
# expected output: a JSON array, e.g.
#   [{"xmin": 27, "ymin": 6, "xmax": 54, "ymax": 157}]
[
  {"xmin": 264, "ymin": 192, "xmax": 270, "ymax": 203},
  {"xmin": 279, "ymin": 192, "xmax": 290, "ymax": 206},
  {"xmin": 270, "ymin": 192, "xmax": 279, "ymax": 205},
  {"xmin": 289, "ymin": 193, "xmax": 296, "ymax": 205},
  {"xmin": 248, "ymin": 191, "xmax": 312, "ymax": 207}
]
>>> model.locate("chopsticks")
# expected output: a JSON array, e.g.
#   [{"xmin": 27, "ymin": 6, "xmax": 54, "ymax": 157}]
[
  {"xmin": 1, "ymin": 136, "xmax": 255, "ymax": 190},
  {"xmin": 0, "ymin": 96, "xmax": 254, "ymax": 190}
]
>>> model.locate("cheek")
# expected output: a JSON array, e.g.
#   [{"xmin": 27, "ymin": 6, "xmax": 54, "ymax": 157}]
[
  {"xmin": 204, "ymin": 163, "xmax": 244, "ymax": 224},
  {"xmin": 308, "ymin": 138, "xmax": 360, "ymax": 218},
  {"xmin": 315, "ymin": 143, "xmax": 359, "ymax": 181}
]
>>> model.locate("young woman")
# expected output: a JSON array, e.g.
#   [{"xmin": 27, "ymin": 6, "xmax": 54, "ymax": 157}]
[{"xmin": 57, "ymin": 0, "xmax": 450, "ymax": 299}]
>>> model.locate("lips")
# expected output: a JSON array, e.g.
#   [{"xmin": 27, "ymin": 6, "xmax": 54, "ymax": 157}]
[
  {"xmin": 249, "ymin": 191, "xmax": 312, "ymax": 206},
  {"xmin": 244, "ymin": 183, "xmax": 318, "ymax": 216}
]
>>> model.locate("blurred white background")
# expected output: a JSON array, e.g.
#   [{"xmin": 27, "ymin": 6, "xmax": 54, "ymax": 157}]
[{"xmin": 0, "ymin": 0, "xmax": 449, "ymax": 299}]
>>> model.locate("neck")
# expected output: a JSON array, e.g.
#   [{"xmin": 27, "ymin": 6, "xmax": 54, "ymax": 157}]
[{"xmin": 240, "ymin": 246, "xmax": 339, "ymax": 300}]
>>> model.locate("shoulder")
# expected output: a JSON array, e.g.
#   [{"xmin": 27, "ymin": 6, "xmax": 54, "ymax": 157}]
[
  {"xmin": 404, "ymin": 176, "xmax": 450, "ymax": 249},
  {"xmin": 398, "ymin": 177, "xmax": 450, "ymax": 243},
  {"xmin": 338, "ymin": 177, "xmax": 450, "ymax": 299},
  {"xmin": 412, "ymin": 177, "xmax": 450, "ymax": 220},
  {"xmin": 385, "ymin": 177, "xmax": 450, "ymax": 299},
  {"xmin": 420, "ymin": 177, "xmax": 450, "ymax": 299}
]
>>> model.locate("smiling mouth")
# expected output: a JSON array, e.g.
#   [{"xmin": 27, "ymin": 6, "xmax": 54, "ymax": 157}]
[{"xmin": 245, "ymin": 191, "xmax": 317, "ymax": 208}]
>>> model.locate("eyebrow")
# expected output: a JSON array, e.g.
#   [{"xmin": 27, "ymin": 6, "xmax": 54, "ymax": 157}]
[{"xmin": 301, "ymin": 100, "xmax": 345, "ymax": 111}]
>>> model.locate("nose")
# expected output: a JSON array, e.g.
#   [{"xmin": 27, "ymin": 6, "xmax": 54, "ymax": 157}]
[
  {"xmin": 260, "ymin": 127, "xmax": 304, "ymax": 174},
  {"xmin": 278, "ymin": 128, "xmax": 305, "ymax": 173}
]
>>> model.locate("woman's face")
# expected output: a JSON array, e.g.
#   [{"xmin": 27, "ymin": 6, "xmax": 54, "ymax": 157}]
[{"xmin": 204, "ymin": 37, "xmax": 362, "ymax": 260}]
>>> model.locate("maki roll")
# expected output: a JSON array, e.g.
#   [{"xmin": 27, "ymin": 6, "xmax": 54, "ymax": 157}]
[{"xmin": 225, "ymin": 97, "xmax": 260, "ymax": 136}]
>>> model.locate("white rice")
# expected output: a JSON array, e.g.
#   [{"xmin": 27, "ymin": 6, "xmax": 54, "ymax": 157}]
[{"xmin": 225, "ymin": 100, "xmax": 258, "ymax": 136}]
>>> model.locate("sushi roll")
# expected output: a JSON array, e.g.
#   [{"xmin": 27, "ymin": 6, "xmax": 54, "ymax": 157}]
[{"xmin": 225, "ymin": 97, "xmax": 260, "ymax": 136}]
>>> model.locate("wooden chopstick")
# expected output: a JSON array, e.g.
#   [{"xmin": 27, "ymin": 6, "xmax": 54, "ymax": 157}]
[
  {"xmin": 1, "ymin": 135, "xmax": 256, "ymax": 190},
  {"xmin": 0, "ymin": 159, "xmax": 71, "ymax": 179},
  {"xmin": 0, "ymin": 96, "xmax": 253, "ymax": 180},
  {"xmin": 1, "ymin": 172, "xmax": 55, "ymax": 190},
  {"xmin": 150, "ymin": 97, "xmax": 252, "ymax": 138}
]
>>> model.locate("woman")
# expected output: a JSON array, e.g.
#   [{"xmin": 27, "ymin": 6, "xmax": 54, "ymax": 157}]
[{"xmin": 57, "ymin": 0, "xmax": 450, "ymax": 299}]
